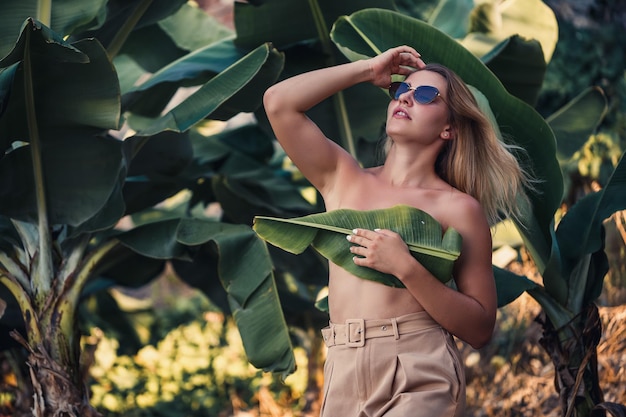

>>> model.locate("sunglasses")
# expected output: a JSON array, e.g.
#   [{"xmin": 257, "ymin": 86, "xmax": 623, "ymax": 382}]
[{"xmin": 388, "ymin": 82, "xmax": 447, "ymax": 105}]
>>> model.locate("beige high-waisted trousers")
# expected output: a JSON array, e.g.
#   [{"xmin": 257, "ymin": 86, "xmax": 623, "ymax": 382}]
[{"xmin": 320, "ymin": 311, "xmax": 465, "ymax": 417}]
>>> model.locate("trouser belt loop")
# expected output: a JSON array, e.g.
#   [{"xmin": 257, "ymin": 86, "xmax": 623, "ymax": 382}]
[{"xmin": 391, "ymin": 317, "xmax": 400, "ymax": 340}]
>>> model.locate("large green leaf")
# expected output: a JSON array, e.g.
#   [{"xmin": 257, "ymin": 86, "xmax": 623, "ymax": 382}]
[
  {"xmin": 254, "ymin": 205, "xmax": 462, "ymax": 287},
  {"xmin": 121, "ymin": 131, "xmax": 194, "ymax": 215},
  {"xmin": 113, "ymin": 2, "xmax": 235, "ymax": 87},
  {"xmin": 213, "ymin": 174, "xmax": 313, "ymax": 224},
  {"xmin": 233, "ymin": 0, "xmax": 396, "ymax": 50},
  {"xmin": 459, "ymin": 0, "xmax": 558, "ymax": 62},
  {"xmin": 127, "ymin": 43, "xmax": 284, "ymax": 135},
  {"xmin": 71, "ymin": 0, "xmax": 187, "ymax": 50},
  {"xmin": 124, "ymin": 38, "xmax": 244, "ymax": 116},
  {"xmin": 556, "ymin": 152, "xmax": 626, "ymax": 303},
  {"xmin": 157, "ymin": 2, "xmax": 233, "ymax": 52},
  {"xmin": 493, "ymin": 266, "xmax": 538, "ymax": 307},
  {"xmin": 236, "ymin": 0, "xmax": 399, "ymax": 155},
  {"xmin": 0, "ymin": 135, "xmax": 123, "ymax": 226},
  {"xmin": 481, "ymin": 35, "xmax": 546, "ymax": 106},
  {"xmin": 0, "ymin": 0, "xmax": 107, "ymax": 58},
  {"xmin": 547, "ymin": 86, "xmax": 608, "ymax": 161},
  {"xmin": 175, "ymin": 219, "xmax": 297, "ymax": 376},
  {"xmin": 116, "ymin": 219, "xmax": 189, "ymax": 260},
  {"xmin": 427, "ymin": 0, "xmax": 474, "ymax": 39},
  {"xmin": 330, "ymin": 8, "xmax": 563, "ymax": 274},
  {"xmin": 116, "ymin": 218, "xmax": 296, "ymax": 375},
  {"xmin": 0, "ymin": 21, "xmax": 123, "ymax": 226},
  {"xmin": 0, "ymin": 22, "xmax": 120, "ymax": 137}
]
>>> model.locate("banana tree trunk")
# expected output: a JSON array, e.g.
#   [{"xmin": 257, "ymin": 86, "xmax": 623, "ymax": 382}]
[
  {"xmin": 10, "ymin": 291, "xmax": 101, "ymax": 417},
  {"xmin": 2, "ymin": 240, "xmax": 117, "ymax": 417},
  {"xmin": 537, "ymin": 303, "xmax": 604, "ymax": 417}
]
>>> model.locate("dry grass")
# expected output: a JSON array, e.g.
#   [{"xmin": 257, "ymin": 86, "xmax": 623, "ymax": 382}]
[{"xmin": 462, "ymin": 299, "xmax": 626, "ymax": 417}]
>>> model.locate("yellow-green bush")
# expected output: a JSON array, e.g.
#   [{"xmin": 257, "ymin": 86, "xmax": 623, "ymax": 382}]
[{"xmin": 86, "ymin": 290, "xmax": 308, "ymax": 416}]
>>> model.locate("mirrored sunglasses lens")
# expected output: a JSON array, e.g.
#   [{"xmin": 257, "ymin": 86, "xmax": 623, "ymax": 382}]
[
  {"xmin": 389, "ymin": 82, "xmax": 410, "ymax": 100},
  {"xmin": 388, "ymin": 82, "xmax": 399, "ymax": 99},
  {"xmin": 414, "ymin": 86, "xmax": 438, "ymax": 104}
]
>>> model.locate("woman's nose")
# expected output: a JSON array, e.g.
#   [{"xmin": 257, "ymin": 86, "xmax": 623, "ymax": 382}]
[{"xmin": 399, "ymin": 90, "xmax": 413, "ymax": 105}]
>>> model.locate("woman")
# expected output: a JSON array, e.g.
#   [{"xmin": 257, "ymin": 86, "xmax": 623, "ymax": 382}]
[{"xmin": 263, "ymin": 45, "xmax": 531, "ymax": 417}]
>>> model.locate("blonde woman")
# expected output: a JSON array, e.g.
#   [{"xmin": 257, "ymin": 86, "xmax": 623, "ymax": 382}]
[{"xmin": 263, "ymin": 45, "xmax": 531, "ymax": 417}]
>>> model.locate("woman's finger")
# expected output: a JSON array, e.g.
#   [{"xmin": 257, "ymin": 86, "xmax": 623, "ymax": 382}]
[{"xmin": 346, "ymin": 232, "xmax": 369, "ymax": 247}]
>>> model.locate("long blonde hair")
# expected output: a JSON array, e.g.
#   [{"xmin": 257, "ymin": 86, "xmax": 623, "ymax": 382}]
[{"xmin": 383, "ymin": 63, "xmax": 534, "ymax": 226}]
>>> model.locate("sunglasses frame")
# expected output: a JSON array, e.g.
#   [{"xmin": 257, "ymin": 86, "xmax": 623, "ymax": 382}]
[{"xmin": 388, "ymin": 82, "xmax": 447, "ymax": 105}]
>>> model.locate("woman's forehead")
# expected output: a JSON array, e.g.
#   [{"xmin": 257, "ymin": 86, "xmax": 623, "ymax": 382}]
[{"xmin": 405, "ymin": 70, "xmax": 447, "ymax": 90}]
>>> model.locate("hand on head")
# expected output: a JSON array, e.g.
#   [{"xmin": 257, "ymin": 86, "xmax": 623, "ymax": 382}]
[{"xmin": 368, "ymin": 46, "xmax": 426, "ymax": 89}]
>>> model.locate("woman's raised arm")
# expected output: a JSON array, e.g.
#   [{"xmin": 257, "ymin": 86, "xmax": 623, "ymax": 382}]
[{"xmin": 262, "ymin": 46, "xmax": 424, "ymax": 195}]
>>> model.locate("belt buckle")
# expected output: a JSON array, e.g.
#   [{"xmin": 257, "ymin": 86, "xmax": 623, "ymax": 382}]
[{"xmin": 346, "ymin": 318, "xmax": 365, "ymax": 347}]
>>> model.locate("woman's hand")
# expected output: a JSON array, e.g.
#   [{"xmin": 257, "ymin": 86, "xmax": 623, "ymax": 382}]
[
  {"xmin": 347, "ymin": 228, "xmax": 414, "ymax": 277},
  {"xmin": 367, "ymin": 45, "xmax": 426, "ymax": 88}
]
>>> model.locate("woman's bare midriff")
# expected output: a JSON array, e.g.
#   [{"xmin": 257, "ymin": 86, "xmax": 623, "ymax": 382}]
[{"xmin": 327, "ymin": 263, "xmax": 425, "ymax": 323}]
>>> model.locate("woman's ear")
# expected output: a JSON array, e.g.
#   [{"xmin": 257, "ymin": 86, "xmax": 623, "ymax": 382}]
[{"xmin": 440, "ymin": 127, "xmax": 454, "ymax": 140}]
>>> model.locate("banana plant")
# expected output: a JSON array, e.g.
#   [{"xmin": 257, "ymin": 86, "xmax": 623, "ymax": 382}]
[
  {"xmin": 326, "ymin": 8, "xmax": 626, "ymax": 416},
  {"xmin": 431, "ymin": 0, "xmax": 558, "ymax": 106},
  {"xmin": 0, "ymin": 1, "xmax": 297, "ymax": 415}
]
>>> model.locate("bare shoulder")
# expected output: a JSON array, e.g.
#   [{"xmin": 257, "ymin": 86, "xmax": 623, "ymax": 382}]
[{"xmin": 438, "ymin": 190, "xmax": 489, "ymax": 236}]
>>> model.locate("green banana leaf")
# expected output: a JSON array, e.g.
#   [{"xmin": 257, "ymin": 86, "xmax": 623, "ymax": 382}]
[
  {"xmin": 157, "ymin": 2, "xmax": 233, "ymax": 52},
  {"xmin": 254, "ymin": 205, "xmax": 462, "ymax": 287},
  {"xmin": 0, "ymin": 0, "xmax": 107, "ymax": 58},
  {"xmin": 123, "ymin": 38, "xmax": 244, "ymax": 117},
  {"xmin": 556, "ymin": 152, "xmax": 626, "ymax": 306},
  {"xmin": 536, "ymin": 88, "xmax": 608, "ymax": 303},
  {"xmin": 126, "ymin": 43, "xmax": 284, "ymax": 135},
  {"xmin": 239, "ymin": 0, "xmax": 397, "ymax": 154},
  {"xmin": 233, "ymin": 0, "xmax": 396, "ymax": 50},
  {"xmin": 0, "ymin": 20, "xmax": 123, "ymax": 226},
  {"xmin": 459, "ymin": 0, "xmax": 558, "ymax": 62},
  {"xmin": 117, "ymin": 217, "xmax": 296, "ymax": 376},
  {"xmin": 213, "ymin": 174, "xmax": 314, "ymax": 225},
  {"xmin": 547, "ymin": 86, "xmax": 608, "ymax": 162},
  {"xmin": 111, "ymin": 2, "xmax": 235, "ymax": 94},
  {"xmin": 493, "ymin": 265, "xmax": 538, "ymax": 308},
  {"xmin": 71, "ymin": 0, "xmax": 187, "ymax": 50},
  {"xmin": 427, "ymin": 0, "xmax": 550, "ymax": 107},
  {"xmin": 427, "ymin": 0, "xmax": 474, "ymax": 40},
  {"xmin": 481, "ymin": 35, "xmax": 546, "ymax": 106}
]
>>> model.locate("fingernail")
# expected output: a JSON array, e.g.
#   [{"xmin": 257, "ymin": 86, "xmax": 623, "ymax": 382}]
[
  {"xmin": 352, "ymin": 229, "xmax": 358, "ymax": 234},
  {"xmin": 346, "ymin": 235, "xmax": 352, "ymax": 242},
  {"xmin": 374, "ymin": 228, "xmax": 381, "ymax": 232}
]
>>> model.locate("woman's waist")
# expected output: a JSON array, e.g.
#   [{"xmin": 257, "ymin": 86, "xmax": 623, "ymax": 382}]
[{"xmin": 327, "ymin": 274, "xmax": 425, "ymax": 322}]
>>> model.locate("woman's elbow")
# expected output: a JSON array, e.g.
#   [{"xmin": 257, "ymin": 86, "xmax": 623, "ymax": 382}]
[
  {"xmin": 468, "ymin": 316, "xmax": 496, "ymax": 349},
  {"xmin": 263, "ymin": 85, "xmax": 284, "ymax": 117},
  {"xmin": 469, "ymin": 330, "xmax": 493, "ymax": 350}
]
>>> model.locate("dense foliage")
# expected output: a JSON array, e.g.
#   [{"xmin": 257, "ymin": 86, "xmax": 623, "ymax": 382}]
[{"xmin": 0, "ymin": 0, "xmax": 624, "ymax": 416}]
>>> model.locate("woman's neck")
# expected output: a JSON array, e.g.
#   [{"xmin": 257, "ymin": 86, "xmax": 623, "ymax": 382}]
[{"xmin": 377, "ymin": 144, "xmax": 442, "ymax": 188}]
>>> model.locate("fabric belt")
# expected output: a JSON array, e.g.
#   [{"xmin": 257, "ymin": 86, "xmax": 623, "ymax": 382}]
[{"xmin": 321, "ymin": 311, "xmax": 439, "ymax": 348}]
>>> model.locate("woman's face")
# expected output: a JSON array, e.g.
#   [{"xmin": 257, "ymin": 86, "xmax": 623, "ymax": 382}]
[{"xmin": 385, "ymin": 70, "xmax": 451, "ymax": 145}]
